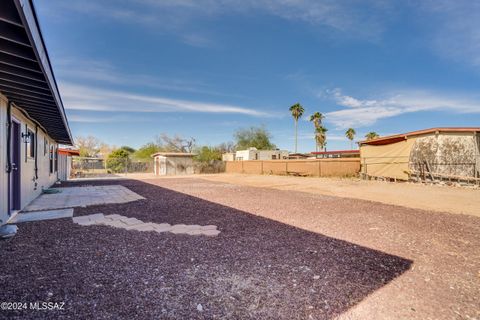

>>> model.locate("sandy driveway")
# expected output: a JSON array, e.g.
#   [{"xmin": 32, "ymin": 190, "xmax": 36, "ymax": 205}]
[{"xmin": 197, "ymin": 173, "xmax": 480, "ymax": 217}]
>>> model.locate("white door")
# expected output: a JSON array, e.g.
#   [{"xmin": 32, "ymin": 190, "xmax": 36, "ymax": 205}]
[{"xmin": 160, "ymin": 157, "xmax": 167, "ymax": 175}]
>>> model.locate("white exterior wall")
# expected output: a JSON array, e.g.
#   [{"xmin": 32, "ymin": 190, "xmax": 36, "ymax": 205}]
[
  {"xmin": 257, "ymin": 150, "xmax": 289, "ymax": 160},
  {"xmin": 0, "ymin": 95, "xmax": 7, "ymax": 225},
  {"xmin": 222, "ymin": 153, "xmax": 235, "ymax": 161},
  {"xmin": 234, "ymin": 149, "xmax": 254, "ymax": 161},
  {"xmin": 235, "ymin": 148, "xmax": 289, "ymax": 160},
  {"xmin": 0, "ymin": 94, "xmax": 59, "ymax": 225}
]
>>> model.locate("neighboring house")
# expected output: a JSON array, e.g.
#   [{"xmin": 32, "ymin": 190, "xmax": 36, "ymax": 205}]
[
  {"xmin": 235, "ymin": 148, "xmax": 289, "ymax": 161},
  {"xmin": 359, "ymin": 127, "xmax": 480, "ymax": 181},
  {"xmin": 0, "ymin": 0, "xmax": 73, "ymax": 233},
  {"xmin": 153, "ymin": 153, "xmax": 196, "ymax": 176},
  {"xmin": 311, "ymin": 150, "xmax": 360, "ymax": 159},
  {"xmin": 222, "ymin": 152, "xmax": 235, "ymax": 162},
  {"xmin": 288, "ymin": 153, "xmax": 311, "ymax": 160}
]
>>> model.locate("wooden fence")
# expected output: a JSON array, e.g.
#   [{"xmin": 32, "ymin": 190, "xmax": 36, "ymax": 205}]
[{"xmin": 225, "ymin": 159, "xmax": 360, "ymax": 177}]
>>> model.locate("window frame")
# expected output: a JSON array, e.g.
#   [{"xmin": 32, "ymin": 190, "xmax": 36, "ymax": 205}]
[{"xmin": 27, "ymin": 128, "xmax": 35, "ymax": 159}]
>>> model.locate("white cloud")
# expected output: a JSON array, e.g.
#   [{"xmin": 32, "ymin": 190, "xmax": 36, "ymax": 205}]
[
  {"xmin": 45, "ymin": 0, "xmax": 393, "ymax": 41},
  {"xmin": 325, "ymin": 88, "xmax": 480, "ymax": 129},
  {"xmin": 54, "ymin": 57, "xmax": 234, "ymax": 97},
  {"xmin": 60, "ymin": 82, "xmax": 268, "ymax": 116}
]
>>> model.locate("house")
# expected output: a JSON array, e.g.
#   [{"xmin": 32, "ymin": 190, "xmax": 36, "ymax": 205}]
[
  {"xmin": 152, "ymin": 152, "xmax": 196, "ymax": 176},
  {"xmin": 359, "ymin": 127, "xmax": 480, "ymax": 181},
  {"xmin": 0, "ymin": 0, "xmax": 73, "ymax": 236},
  {"xmin": 234, "ymin": 148, "xmax": 289, "ymax": 161},
  {"xmin": 311, "ymin": 150, "xmax": 360, "ymax": 159},
  {"xmin": 222, "ymin": 152, "xmax": 235, "ymax": 162},
  {"xmin": 288, "ymin": 153, "xmax": 311, "ymax": 160}
]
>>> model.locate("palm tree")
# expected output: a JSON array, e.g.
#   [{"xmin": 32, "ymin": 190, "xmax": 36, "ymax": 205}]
[
  {"xmin": 345, "ymin": 128, "xmax": 356, "ymax": 149},
  {"xmin": 309, "ymin": 112, "xmax": 324, "ymax": 151},
  {"xmin": 315, "ymin": 126, "xmax": 328, "ymax": 151},
  {"xmin": 309, "ymin": 112, "xmax": 324, "ymax": 128},
  {"xmin": 365, "ymin": 131, "xmax": 380, "ymax": 141},
  {"xmin": 289, "ymin": 103, "xmax": 304, "ymax": 153}
]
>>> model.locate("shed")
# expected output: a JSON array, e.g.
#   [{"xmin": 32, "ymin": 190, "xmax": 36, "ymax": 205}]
[
  {"xmin": 359, "ymin": 127, "xmax": 480, "ymax": 181},
  {"xmin": 57, "ymin": 148, "xmax": 80, "ymax": 181},
  {"xmin": 152, "ymin": 152, "xmax": 196, "ymax": 176}
]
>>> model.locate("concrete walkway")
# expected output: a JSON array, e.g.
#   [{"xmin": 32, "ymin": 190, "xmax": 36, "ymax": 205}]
[{"xmin": 23, "ymin": 185, "xmax": 144, "ymax": 212}]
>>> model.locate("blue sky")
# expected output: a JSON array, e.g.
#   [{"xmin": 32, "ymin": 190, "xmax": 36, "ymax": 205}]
[{"xmin": 35, "ymin": 0, "xmax": 480, "ymax": 152}]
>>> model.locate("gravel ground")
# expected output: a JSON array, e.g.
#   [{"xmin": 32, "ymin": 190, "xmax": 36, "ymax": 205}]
[{"xmin": 0, "ymin": 178, "xmax": 478, "ymax": 319}]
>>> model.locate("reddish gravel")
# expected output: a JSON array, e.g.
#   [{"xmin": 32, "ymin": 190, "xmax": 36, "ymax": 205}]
[{"xmin": 0, "ymin": 178, "xmax": 478, "ymax": 319}]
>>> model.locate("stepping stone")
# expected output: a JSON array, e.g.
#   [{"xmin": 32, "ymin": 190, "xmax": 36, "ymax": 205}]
[
  {"xmin": 186, "ymin": 229, "xmax": 204, "ymax": 235},
  {"xmin": 72, "ymin": 216, "xmax": 92, "ymax": 224},
  {"xmin": 171, "ymin": 224, "xmax": 187, "ymax": 229},
  {"xmin": 170, "ymin": 228, "xmax": 189, "ymax": 234},
  {"xmin": 120, "ymin": 217, "xmax": 144, "ymax": 226},
  {"xmin": 104, "ymin": 214, "xmax": 123, "ymax": 220},
  {"xmin": 154, "ymin": 224, "xmax": 172, "ymax": 233},
  {"xmin": 134, "ymin": 224, "xmax": 156, "ymax": 232},
  {"xmin": 76, "ymin": 220, "xmax": 97, "ymax": 226},
  {"xmin": 87, "ymin": 213, "xmax": 105, "ymax": 221},
  {"xmin": 201, "ymin": 225, "xmax": 217, "ymax": 231},
  {"xmin": 202, "ymin": 229, "xmax": 221, "ymax": 237},
  {"xmin": 101, "ymin": 220, "xmax": 127, "ymax": 228},
  {"xmin": 185, "ymin": 225, "xmax": 201, "ymax": 230}
]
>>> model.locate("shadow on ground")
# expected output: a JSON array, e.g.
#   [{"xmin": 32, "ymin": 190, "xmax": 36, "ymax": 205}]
[{"xmin": 0, "ymin": 179, "xmax": 412, "ymax": 319}]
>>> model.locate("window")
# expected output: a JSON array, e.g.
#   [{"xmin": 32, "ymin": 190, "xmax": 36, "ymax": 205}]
[
  {"xmin": 49, "ymin": 145, "xmax": 54, "ymax": 174},
  {"xmin": 44, "ymin": 138, "xmax": 48, "ymax": 156},
  {"xmin": 54, "ymin": 147, "xmax": 58, "ymax": 172},
  {"xmin": 272, "ymin": 155, "xmax": 277, "ymax": 160},
  {"xmin": 27, "ymin": 129, "xmax": 35, "ymax": 158}
]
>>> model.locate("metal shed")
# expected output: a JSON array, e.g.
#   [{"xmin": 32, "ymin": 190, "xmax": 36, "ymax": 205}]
[{"xmin": 152, "ymin": 152, "xmax": 196, "ymax": 176}]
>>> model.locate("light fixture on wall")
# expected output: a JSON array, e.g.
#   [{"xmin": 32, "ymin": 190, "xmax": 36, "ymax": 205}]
[{"xmin": 21, "ymin": 131, "xmax": 32, "ymax": 144}]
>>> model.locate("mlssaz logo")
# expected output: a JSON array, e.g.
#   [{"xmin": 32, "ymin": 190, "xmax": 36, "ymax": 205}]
[{"xmin": 29, "ymin": 302, "xmax": 65, "ymax": 311}]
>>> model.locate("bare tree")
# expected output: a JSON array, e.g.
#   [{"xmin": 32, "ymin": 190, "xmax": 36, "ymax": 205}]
[
  {"xmin": 155, "ymin": 134, "xmax": 196, "ymax": 153},
  {"xmin": 75, "ymin": 135, "xmax": 104, "ymax": 157},
  {"xmin": 217, "ymin": 141, "xmax": 236, "ymax": 153}
]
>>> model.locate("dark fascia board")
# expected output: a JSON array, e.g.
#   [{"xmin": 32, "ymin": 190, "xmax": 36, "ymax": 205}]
[{"xmin": 13, "ymin": 0, "xmax": 73, "ymax": 145}]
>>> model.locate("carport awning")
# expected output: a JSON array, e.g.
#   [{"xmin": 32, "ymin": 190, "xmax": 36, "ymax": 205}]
[{"xmin": 0, "ymin": 0, "xmax": 72, "ymax": 145}]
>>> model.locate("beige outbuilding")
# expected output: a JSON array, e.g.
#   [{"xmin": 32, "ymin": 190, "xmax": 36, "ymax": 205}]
[
  {"xmin": 152, "ymin": 153, "xmax": 196, "ymax": 176},
  {"xmin": 359, "ymin": 127, "xmax": 480, "ymax": 181}
]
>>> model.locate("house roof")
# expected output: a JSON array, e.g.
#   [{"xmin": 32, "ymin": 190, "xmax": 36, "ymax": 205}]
[
  {"xmin": 311, "ymin": 150, "xmax": 360, "ymax": 155},
  {"xmin": 359, "ymin": 127, "xmax": 480, "ymax": 146},
  {"xmin": 0, "ymin": 0, "xmax": 72, "ymax": 144},
  {"xmin": 152, "ymin": 152, "xmax": 197, "ymax": 158},
  {"xmin": 58, "ymin": 148, "xmax": 80, "ymax": 156}
]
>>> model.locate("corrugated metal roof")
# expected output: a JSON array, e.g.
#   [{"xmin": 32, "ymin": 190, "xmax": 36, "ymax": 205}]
[
  {"xmin": 152, "ymin": 152, "xmax": 197, "ymax": 157},
  {"xmin": 359, "ymin": 127, "xmax": 480, "ymax": 146},
  {"xmin": 0, "ymin": 0, "xmax": 72, "ymax": 144},
  {"xmin": 311, "ymin": 150, "xmax": 360, "ymax": 155}
]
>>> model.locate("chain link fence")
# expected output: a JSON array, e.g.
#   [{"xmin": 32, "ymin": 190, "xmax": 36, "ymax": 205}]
[
  {"xmin": 361, "ymin": 155, "xmax": 480, "ymax": 184},
  {"xmin": 72, "ymin": 157, "xmax": 154, "ymax": 178}
]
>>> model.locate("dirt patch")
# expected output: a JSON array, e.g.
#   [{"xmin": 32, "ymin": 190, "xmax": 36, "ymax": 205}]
[{"xmin": 197, "ymin": 173, "xmax": 480, "ymax": 217}]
